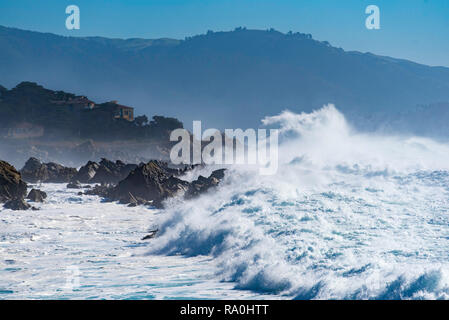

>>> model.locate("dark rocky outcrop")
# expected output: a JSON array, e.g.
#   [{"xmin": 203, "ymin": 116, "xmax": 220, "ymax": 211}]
[
  {"xmin": 110, "ymin": 161, "xmax": 190, "ymax": 207},
  {"xmin": 20, "ymin": 157, "xmax": 77, "ymax": 183},
  {"xmin": 0, "ymin": 160, "xmax": 28, "ymax": 203},
  {"xmin": 120, "ymin": 192, "xmax": 139, "ymax": 206},
  {"xmin": 27, "ymin": 188, "xmax": 47, "ymax": 202},
  {"xmin": 84, "ymin": 184, "xmax": 112, "ymax": 198},
  {"xmin": 19, "ymin": 158, "xmax": 46, "ymax": 183},
  {"xmin": 71, "ymin": 158, "xmax": 137, "ymax": 185},
  {"xmin": 154, "ymin": 161, "xmax": 198, "ymax": 177},
  {"xmin": 71, "ymin": 161, "xmax": 99, "ymax": 183},
  {"xmin": 45, "ymin": 162, "xmax": 77, "ymax": 183},
  {"xmin": 67, "ymin": 181, "xmax": 82, "ymax": 189},
  {"xmin": 185, "ymin": 169, "xmax": 226, "ymax": 199},
  {"xmin": 86, "ymin": 160, "xmax": 226, "ymax": 208},
  {"xmin": 3, "ymin": 198, "xmax": 31, "ymax": 210},
  {"xmin": 3, "ymin": 156, "xmax": 226, "ymax": 210},
  {"xmin": 90, "ymin": 159, "xmax": 137, "ymax": 184},
  {"xmin": 141, "ymin": 229, "xmax": 158, "ymax": 240}
]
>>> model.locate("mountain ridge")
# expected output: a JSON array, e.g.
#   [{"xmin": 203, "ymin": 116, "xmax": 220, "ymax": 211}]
[{"xmin": 1, "ymin": 25, "xmax": 449, "ymax": 132}]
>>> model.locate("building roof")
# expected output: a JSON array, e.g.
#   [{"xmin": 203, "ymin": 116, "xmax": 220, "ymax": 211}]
[
  {"xmin": 109, "ymin": 101, "xmax": 133, "ymax": 110},
  {"xmin": 115, "ymin": 104, "xmax": 134, "ymax": 110}
]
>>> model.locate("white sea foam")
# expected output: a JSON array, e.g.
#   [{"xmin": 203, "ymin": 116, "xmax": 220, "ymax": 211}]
[
  {"xmin": 0, "ymin": 184, "xmax": 273, "ymax": 299},
  {"xmin": 147, "ymin": 105, "xmax": 449, "ymax": 299}
]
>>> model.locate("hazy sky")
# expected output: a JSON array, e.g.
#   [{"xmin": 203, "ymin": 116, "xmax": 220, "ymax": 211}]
[{"xmin": 1, "ymin": 0, "xmax": 448, "ymax": 67}]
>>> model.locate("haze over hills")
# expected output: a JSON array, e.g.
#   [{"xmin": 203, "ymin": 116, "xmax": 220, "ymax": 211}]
[{"xmin": 1, "ymin": 25, "xmax": 449, "ymax": 134}]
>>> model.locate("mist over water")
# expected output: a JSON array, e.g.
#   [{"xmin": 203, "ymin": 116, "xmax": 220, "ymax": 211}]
[{"xmin": 147, "ymin": 105, "xmax": 449, "ymax": 299}]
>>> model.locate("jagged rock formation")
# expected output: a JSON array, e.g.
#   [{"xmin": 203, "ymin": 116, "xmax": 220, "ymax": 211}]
[
  {"xmin": 185, "ymin": 169, "xmax": 226, "ymax": 199},
  {"xmin": 85, "ymin": 160, "xmax": 226, "ymax": 208},
  {"xmin": 70, "ymin": 159, "xmax": 137, "ymax": 185},
  {"xmin": 26, "ymin": 188, "xmax": 47, "ymax": 202},
  {"xmin": 66, "ymin": 181, "xmax": 82, "ymax": 189},
  {"xmin": 19, "ymin": 158, "xmax": 46, "ymax": 183},
  {"xmin": 20, "ymin": 157, "xmax": 140, "ymax": 185},
  {"xmin": 71, "ymin": 161, "xmax": 99, "ymax": 183},
  {"xmin": 141, "ymin": 229, "xmax": 158, "ymax": 240},
  {"xmin": 0, "ymin": 160, "xmax": 28, "ymax": 203},
  {"xmin": 20, "ymin": 157, "xmax": 77, "ymax": 183},
  {"xmin": 90, "ymin": 159, "xmax": 137, "ymax": 184},
  {"xmin": 84, "ymin": 184, "xmax": 112, "ymax": 198},
  {"xmin": 3, "ymin": 156, "xmax": 226, "ymax": 210},
  {"xmin": 110, "ymin": 161, "xmax": 190, "ymax": 207},
  {"xmin": 2, "ymin": 155, "xmax": 228, "ymax": 211},
  {"xmin": 3, "ymin": 198, "xmax": 31, "ymax": 210}
]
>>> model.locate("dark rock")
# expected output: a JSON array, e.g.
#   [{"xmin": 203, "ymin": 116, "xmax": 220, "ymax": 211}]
[
  {"xmin": 67, "ymin": 181, "xmax": 82, "ymax": 189},
  {"xmin": 26, "ymin": 189, "xmax": 47, "ymax": 202},
  {"xmin": 77, "ymin": 192, "xmax": 83, "ymax": 196},
  {"xmin": 21, "ymin": 157, "xmax": 77, "ymax": 183},
  {"xmin": 84, "ymin": 160, "xmax": 225, "ymax": 208},
  {"xmin": 70, "ymin": 161, "xmax": 99, "ymax": 183},
  {"xmin": 111, "ymin": 161, "xmax": 189, "ymax": 208},
  {"xmin": 89, "ymin": 164, "xmax": 114, "ymax": 184},
  {"xmin": 45, "ymin": 162, "xmax": 78, "ymax": 183},
  {"xmin": 72, "ymin": 158, "xmax": 137, "ymax": 185},
  {"xmin": 90, "ymin": 158, "xmax": 137, "ymax": 184},
  {"xmin": 19, "ymin": 157, "xmax": 47, "ymax": 183},
  {"xmin": 141, "ymin": 229, "xmax": 158, "ymax": 240},
  {"xmin": 210, "ymin": 168, "xmax": 226, "ymax": 180},
  {"xmin": 120, "ymin": 192, "xmax": 138, "ymax": 205},
  {"xmin": 4, "ymin": 198, "xmax": 31, "ymax": 210},
  {"xmin": 84, "ymin": 184, "xmax": 112, "ymax": 198},
  {"xmin": 0, "ymin": 160, "xmax": 28, "ymax": 203},
  {"xmin": 185, "ymin": 169, "xmax": 226, "ymax": 199}
]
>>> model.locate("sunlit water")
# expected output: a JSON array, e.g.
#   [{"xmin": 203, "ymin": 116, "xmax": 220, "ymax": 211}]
[{"xmin": 2, "ymin": 105, "xmax": 449, "ymax": 299}]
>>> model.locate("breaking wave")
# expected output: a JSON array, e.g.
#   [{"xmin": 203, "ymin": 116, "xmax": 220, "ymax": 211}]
[{"xmin": 147, "ymin": 105, "xmax": 449, "ymax": 299}]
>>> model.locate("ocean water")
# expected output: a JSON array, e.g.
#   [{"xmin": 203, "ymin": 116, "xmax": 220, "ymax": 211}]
[
  {"xmin": 2, "ymin": 105, "xmax": 449, "ymax": 299},
  {"xmin": 0, "ymin": 184, "xmax": 274, "ymax": 299}
]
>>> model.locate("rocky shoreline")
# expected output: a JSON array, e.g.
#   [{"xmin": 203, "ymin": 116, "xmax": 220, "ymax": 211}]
[
  {"xmin": 0, "ymin": 160, "xmax": 32, "ymax": 210},
  {"xmin": 0, "ymin": 157, "xmax": 226, "ymax": 211}
]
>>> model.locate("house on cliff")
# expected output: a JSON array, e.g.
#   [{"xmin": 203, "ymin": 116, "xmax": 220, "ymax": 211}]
[{"xmin": 109, "ymin": 101, "xmax": 134, "ymax": 121}]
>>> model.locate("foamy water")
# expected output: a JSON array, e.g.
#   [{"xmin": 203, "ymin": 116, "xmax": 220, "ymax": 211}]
[
  {"xmin": 0, "ymin": 185, "xmax": 274, "ymax": 299},
  {"xmin": 2, "ymin": 105, "xmax": 449, "ymax": 299},
  {"xmin": 149, "ymin": 106, "xmax": 449, "ymax": 299}
]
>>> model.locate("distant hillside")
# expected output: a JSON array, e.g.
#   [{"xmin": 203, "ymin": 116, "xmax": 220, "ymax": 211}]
[{"xmin": 1, "ymin": 25, "xmax": 449, "ymax": 133}]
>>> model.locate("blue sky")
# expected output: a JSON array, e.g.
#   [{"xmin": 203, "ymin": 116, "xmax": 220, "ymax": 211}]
[{"xmin": 1, "ymin": 0, "xmax": 448, "ymax": 67}]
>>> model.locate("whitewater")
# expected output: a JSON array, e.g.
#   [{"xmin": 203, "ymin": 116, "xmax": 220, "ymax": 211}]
[{"xmin": 2, "ymin": 105, "xmax": 449, "ymax": 299}]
